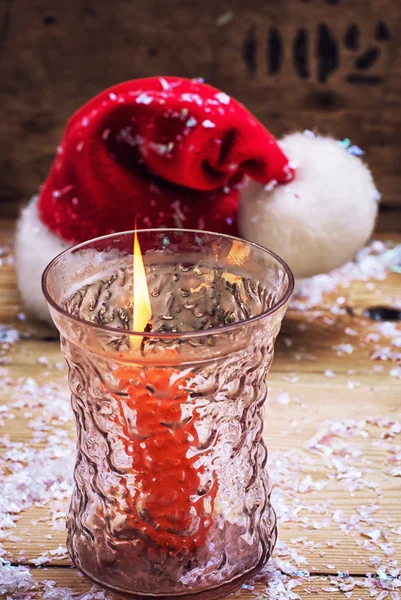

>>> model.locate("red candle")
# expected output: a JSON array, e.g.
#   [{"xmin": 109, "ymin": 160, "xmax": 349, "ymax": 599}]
[
  {"xmin": 109, "ymin": 363, "xmax": 218, "ymax": 553},
  {"xmin": 107, "ymin": 231, "xmax": 217, "ymax": 554}
]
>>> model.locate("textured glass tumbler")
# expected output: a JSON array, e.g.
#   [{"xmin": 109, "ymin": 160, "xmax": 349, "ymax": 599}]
[{"xmin": 42, "ymin": 229, "xmax": 293, "ymax": 600}]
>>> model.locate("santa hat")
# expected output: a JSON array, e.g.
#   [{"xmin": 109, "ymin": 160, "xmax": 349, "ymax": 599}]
[{"xmin": 16, "ymin": 76, "xmax": 378, "ymax": 323}]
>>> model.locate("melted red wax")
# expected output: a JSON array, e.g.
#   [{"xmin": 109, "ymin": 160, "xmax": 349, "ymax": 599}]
[{"xmin": 108, "ymin": 364, "xmax": 217, "ymax": 553}]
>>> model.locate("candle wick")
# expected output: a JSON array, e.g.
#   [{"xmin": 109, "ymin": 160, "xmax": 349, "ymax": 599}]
[{"xmin": 140, "ymin": 322, "xmax": 153, "ymax": 355}]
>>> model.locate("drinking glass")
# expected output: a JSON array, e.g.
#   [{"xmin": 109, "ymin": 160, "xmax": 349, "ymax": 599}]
[{"xmin": 42, "ymin": 229, "xmax": 293, "ymax": 599}]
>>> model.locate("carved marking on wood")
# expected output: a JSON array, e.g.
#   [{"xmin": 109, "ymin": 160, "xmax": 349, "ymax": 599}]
[
  {"xmin": 268, "ymin": 27, "xmax": 283, "ymax": 75},
  {"xmin": 242, "ymin": 21, "xmax": 391, "ymax": 86},
  {"xmin": 375, "ymin": 21, "xmax": 391, "ymax": 41},
  {"xmin": 344, "ymin": 24, "xmax": 360, "ymax": 50},
  {"xmin": 243, "ymin": 26, "xmax": 257, "ymax": 75},
  {"xmin": 317, "ymin": 24, "xmax": 338, "ymax": 83},
  {"xmin": 293, "ymin": 29, "xmax": 309, "ymax": 79}
]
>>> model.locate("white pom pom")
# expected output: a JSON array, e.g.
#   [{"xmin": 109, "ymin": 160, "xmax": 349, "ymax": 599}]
[
  {"xmin": 239, "ymin": 133, "xmax": 380, "ymax": 279},
  {"xmin": 15, "ymin": 197, "xmax": 70, "ymax": 324}
]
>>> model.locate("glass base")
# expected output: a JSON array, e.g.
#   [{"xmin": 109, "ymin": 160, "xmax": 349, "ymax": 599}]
[{"xmin": 74, "ymin": 552, "xmax": 269, "ymax": 600}]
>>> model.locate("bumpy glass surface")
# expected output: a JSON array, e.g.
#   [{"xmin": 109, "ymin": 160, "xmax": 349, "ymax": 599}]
[{"xmin": 42, "ymin": 230, "xmax": 293, "ymax": 600}]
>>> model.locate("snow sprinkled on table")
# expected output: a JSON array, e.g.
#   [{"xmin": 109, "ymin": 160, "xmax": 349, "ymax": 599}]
[{"xmin": 0, "ymin": 229, "xmax": 400, "ymax": 599}]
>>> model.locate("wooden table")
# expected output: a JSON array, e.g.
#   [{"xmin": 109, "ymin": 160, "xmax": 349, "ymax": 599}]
[{"xmin": 0, "ymin": 217, "xmax": 400, "ymax": 599}]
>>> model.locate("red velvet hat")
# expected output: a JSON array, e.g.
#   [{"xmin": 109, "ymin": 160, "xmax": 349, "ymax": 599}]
[
  {"xmin": 16, "ymin": 75, "xmax": 379, "ymax": 324},
  {"xmin": 37, "ymin": 76, "xmax": 293, "ymax": 243}
]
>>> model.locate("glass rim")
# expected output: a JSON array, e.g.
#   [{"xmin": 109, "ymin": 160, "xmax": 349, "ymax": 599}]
[{"xmin": 42, "ymin": 228, "xmax": 294, "ymax": 340}]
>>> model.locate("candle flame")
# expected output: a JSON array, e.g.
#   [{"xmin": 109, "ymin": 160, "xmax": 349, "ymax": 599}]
[{"xmin": 132, "ymin": 228, "xmax": 152, "ymax": 348}]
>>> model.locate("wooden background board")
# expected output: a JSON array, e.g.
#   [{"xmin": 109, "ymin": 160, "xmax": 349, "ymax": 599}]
[
  {"xmin": 0, "ymin": 216, "xmax": 401, "ymax": 598},
  {"xmin": 1, "ymin": 0, "xmax": 401, "ymax": 215}
]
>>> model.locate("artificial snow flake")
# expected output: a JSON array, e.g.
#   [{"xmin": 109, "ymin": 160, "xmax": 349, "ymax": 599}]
[
  {"xmin": 148, "ymin": 141, "xmax": 174, "ymax": 156},
  {"xmin": 136, "ymin": 92, "xmax": 153, "ymax": 105},
  {"xmin": 159, "ymin": 77, "xmax": 171, "ymax": 91},
  {"xmin": 181, "ymin": 93, "xmax": 203, "ymax": 106},
  {"xmin": 186, "ymin": 117, "xmax": 197, "ymax": 128},
  {"xmin": 334, "ymin": 343, "xmax": 354, "ymax": 355},
  {"xmin": 0, "ymin": 326, "xmax": 19, "ymax": 344},
  {"xmin": 0, "ymin": 563, "xmax": 36, "ymax": 594},
  {"xmin": 215, "ymin": 92, "xmax": 230, "ymax": 105},
  {"xmin": 216, "ymin": 11, "xmax": 234, "ymax": 26},
  {"xmin": 202, "ymin": 119, "xmax": 216, "ymax": 128},
  {"xmin": 293, "ymin": 241, "xmax": 401, "ymax": 308},
  {"xmin": 275, "ymin": 392, "xmax": 291, "ymax": 405},
  {"xmin": 264, "ymin": 179, "xmax": 278, "ymax": 192}
]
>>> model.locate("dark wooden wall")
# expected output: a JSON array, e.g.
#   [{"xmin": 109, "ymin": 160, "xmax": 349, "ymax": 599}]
[{"xmin": 1, "ymin": 0, "xmax": 401, "ymax": 216}]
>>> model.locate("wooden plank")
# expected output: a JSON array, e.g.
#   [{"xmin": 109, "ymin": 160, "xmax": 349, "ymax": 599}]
[
  {"xmin": 1, "ymin": 351, "xmax": 401, "ymax": 574},
  {"xmin": 0, "ymin": 567, "xmax": 387, "ymax": 600},
  {"xmin": 0, "ymin": 219, "xmax": 400, "ymax": 335},
  {"xmin": 1, "ymin": 1, "xmax": 401, "ymax": 206},
  {"xmin": 1, "ymin": 220, "xmax": 400, "ymax": 592}
]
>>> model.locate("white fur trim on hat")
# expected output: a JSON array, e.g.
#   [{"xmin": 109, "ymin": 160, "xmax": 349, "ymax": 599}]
[
  {"xmin": 239, "ymin": 133, "xmax": 380, "ymax": 279},
  {"xmin": 15, "ymin": 197, "xmax": 70, "ymax": 324}
]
